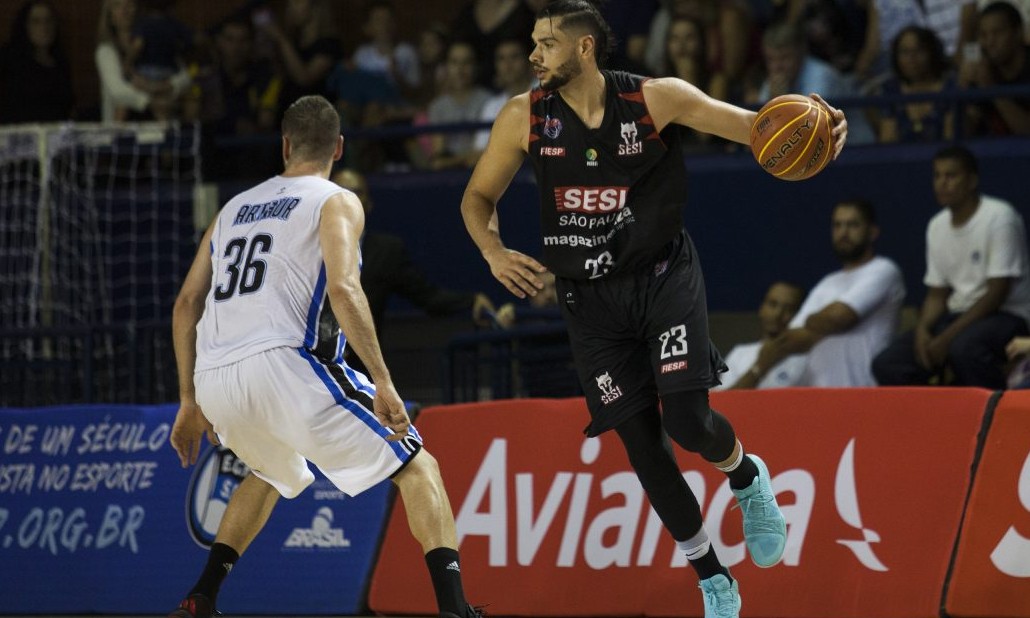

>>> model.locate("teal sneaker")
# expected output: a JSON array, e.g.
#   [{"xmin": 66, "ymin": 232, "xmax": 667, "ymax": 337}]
[
  {"xmin": 698, "ymin": 573, "xmax": 741, "ymax": 618},
  {"xmin": 732, "ymin": 453, "xmax": 786, "ymax": 567}
]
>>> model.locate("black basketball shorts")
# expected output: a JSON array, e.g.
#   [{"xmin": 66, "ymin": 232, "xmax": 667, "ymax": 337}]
[{"xmin": 556, "ymin": 229, "xmax": 726, "ymax": 436}]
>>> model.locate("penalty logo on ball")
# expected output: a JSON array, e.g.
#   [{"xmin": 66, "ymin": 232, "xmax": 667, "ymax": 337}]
[{"xmin": 185, "ymin": 445, "xmax": 252, "ymax": 548}]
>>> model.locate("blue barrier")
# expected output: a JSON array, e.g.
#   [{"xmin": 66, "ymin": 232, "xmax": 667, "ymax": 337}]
[{"xmin": 0, "ymin": 404, "xmax": 394, "ymax": 614}]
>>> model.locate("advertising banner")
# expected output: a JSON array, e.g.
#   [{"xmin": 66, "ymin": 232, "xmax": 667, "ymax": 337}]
[
  {"xmin": 0, "ymin": 404, "xmax": 393, "ymax": 614},
  {"xmin": 947, "ymin": 391, "xmax": 1030, "ymax": 618},
  {"xmin": 369, "ymin": 389, "xmax": 990, "ymax": 618}
]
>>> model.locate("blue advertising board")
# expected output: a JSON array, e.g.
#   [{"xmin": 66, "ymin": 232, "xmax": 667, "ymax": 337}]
[{"xmin": 0, "ymin": 404, "xmax": 394, "ymax": 614}]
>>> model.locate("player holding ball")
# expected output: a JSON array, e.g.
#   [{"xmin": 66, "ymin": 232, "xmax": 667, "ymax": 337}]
[{"xmin": 461, "ymin": 1, "xmax": 846, "ymax": 616}]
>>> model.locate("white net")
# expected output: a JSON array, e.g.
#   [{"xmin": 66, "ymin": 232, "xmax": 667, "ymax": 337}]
[{"xmin": 0, "ymin": 122, "xmax": 201, "ymax": 405}]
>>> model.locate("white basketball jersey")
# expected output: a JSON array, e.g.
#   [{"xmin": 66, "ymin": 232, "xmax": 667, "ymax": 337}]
[{"xmin": 196, "ymin": 175, "xmax": 350, "ymax": 371}]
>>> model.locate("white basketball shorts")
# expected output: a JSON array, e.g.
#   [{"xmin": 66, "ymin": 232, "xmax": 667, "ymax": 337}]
[{"xmin": 194, "ymin": 346, "xmax": 422, "ymax": 498}]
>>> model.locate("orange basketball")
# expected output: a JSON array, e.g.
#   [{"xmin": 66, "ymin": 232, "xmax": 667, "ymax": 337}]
[{"xmin": 750, "ymin": 94, "xmax": 833, "ymax": 181}]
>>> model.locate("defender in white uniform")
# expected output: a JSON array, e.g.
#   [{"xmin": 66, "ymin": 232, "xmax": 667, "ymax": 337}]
[{"xmin": 167, "ymin": 96, "xmax": 478, "ymax": 618}]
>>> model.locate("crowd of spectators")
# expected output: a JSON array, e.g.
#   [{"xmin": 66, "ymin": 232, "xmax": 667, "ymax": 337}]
[{"xmin": 1, "ymin": 0, "xmax": 1028, "ymax": 173}]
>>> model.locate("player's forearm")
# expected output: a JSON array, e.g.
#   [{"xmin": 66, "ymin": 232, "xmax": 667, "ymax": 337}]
[
  {"xmin": 328, "ymin": 282, "xmax": 392, "ymax": 385},
  {"xmin": 172, "ymin": 294, "xmax": 204, "ymax": 404},
  {"xmin": 461, "ymin": 188, "xmax": 506, "ymax": 257}
]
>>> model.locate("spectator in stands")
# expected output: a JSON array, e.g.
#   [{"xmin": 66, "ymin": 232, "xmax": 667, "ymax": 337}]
[
  {"xmin": 421, "ymin": 40, "xmax": 493, "ymax": 170},
  {"xmin": 714, "ymin": 281, "xmax": 806, "ymax": 390},
  {"xmin": 330, "ymin": 168, "xmax": 498, "ymax": 351},
  {"xmin": 260, "ymin": 0, "xmax": 341, "ymax": 107},
  {"xmin": 876, "ymin": 26, "xmax": 956, "ymax": 143},
  {"xmin": 872, "ymin": 145, "xmax": 1030, "ymax": 388},
  {"xmin": 450, "ymin": 0, "xmax": 535, "ymax": 89},
  {"xmin": 961, "ymin": 1, "xmax": 1030, "ymax": 136},
  {"xmin": 749, "ymin": 20, "xmax": 851, "ymax": 103},
  {"xmin": 95, "ymin": 0, "xmax": 150, "ymax": 122},
  {"xmin": 353, "ymin": 1, "xmax": 420, "ymax": 91},
  {"xmin": 129, "ymin": 0, "xmax": 196, "ymax": 120},
  {"xmin": 661, "ymin": 16, "xmax": 729, "ymax": 147},
  {"xmin": 645, "ymin": 0, "xmax": 757, "ymax": 85},
  {"xmin": 408, "ymin": 22, "xmax": 450, "ymax": 108},
  {"xmin": 601, "ymin": 0, "xmax": 659, "ymax": 73},
  {"xmin": 748, "ymin": 21, "xmax": 875, "ymax": 143},
  {"xmin": 747, "ymin": 200, "xmax": 906, "ymax": 387},
  {"xmin": 202, "ymin": 18, "xmax": 280, "ymax": 137},
  {"xmin": 471, "ymin": 37, "xmax": 535, "ymax": 163},
  {"xmin": 856, "ymin": 0, "xmax": 975, "ymax": 82},
  {"xmin": 0, "ymin": 0, "xmax": 73, "ymax": 123}
]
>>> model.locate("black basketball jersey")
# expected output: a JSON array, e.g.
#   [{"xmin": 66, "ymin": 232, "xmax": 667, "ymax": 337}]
[{"xmin": 528, "ymin": 71, "xmax": 687, "ymax": 280}]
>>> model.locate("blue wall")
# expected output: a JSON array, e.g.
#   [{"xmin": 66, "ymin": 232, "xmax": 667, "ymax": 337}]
[{"xmin": 361, "ymin": 138, "xmax": 1030, "ymax": 312}]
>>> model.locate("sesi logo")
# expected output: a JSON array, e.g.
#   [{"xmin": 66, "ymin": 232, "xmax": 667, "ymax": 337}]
[
  {"xmin": 553, "ymin": 186, "xmax": 628, "ymax": 213},
  {"xmin": 989, "ymin": 448, "xmax": 1030, "ymax": 577}
]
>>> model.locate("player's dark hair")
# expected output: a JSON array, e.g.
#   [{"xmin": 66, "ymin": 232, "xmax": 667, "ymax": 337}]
[
  {"xmin": 981, "ymin": 1, "xmax": 1024, "ymax": 30},
  {"xmin": 281, "ymin": 95, "xmax": 340, "ymax": 163},
  {"xmin": 834, "ymin": 199, "xmax": 878, "ymax": 226},
  {"xmin": 934, "ymin": 144, "xmax": 979, "ymax": 175},
  {"xmin": 536, "ymin": 0, "xmax": 615, "ymax": 68},
  {"xmin": 890, "ymin": 26, "xmax": 949, "ymax": 83}
]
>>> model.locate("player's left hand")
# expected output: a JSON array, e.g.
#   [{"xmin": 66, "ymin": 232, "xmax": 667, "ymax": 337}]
[
  {"xmin": 170, "ymin": 401, "xmax": 219, "ymax": 467},
  {"xmin": 809, "ymin": 93, "xmax": 847, "ymax": 160}
]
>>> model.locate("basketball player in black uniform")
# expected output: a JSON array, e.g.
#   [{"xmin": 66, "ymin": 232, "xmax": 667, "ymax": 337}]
[{"xmin": 461, "ymin": 2, "xmax": 848, "ymax": 615}]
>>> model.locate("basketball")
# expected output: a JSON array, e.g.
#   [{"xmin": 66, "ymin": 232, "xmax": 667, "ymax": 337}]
[{"xmin": 750, "ymin": 94, "xmax": 833, "ymax": 181}]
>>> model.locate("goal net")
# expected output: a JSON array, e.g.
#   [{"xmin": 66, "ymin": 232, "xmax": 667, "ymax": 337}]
[{"xmin": 0, "ymin": 122, "xmax": 201, "ymax": 406}]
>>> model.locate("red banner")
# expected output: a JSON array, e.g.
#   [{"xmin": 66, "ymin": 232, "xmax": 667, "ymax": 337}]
[
  {"xmin": 947, "ymin": 391, "xmax": 1030, "ymax": 617},
  {"xmin": 369, "ymin": 389, "xmax": 990, "ymax": 618}
]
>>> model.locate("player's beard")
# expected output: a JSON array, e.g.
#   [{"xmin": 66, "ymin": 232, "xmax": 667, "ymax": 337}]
[{"xmin": 541, "ymin": 56, "xmax": 582, "ymax": 91}]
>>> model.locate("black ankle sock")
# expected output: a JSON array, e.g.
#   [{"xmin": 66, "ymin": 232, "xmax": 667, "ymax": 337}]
[
  {"xmin": 425, "ymin": 547, "xmax": 467, "ymax": 617},
  {"xmin": 689, "ymin": 548, "xmax": 731, "ymax": 582},
  {"xmin": 189, "ymin": 542, "xmax": 239, "ymax": 603},
  {"xmin": 726, "ymin": 454, "xmax": 759, "ymax": 490}
]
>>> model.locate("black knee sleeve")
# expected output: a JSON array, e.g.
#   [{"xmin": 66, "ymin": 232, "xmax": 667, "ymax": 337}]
[
  {"xmin": 661, "ymin": 390, "xmax": 736, "ymax": 461},
  {"xmin": 614, "ymin": 409, "xmax": 702, "ymax": 540}
]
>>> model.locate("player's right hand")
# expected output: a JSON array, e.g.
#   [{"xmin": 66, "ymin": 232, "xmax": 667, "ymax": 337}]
[
  {"xmin": 170, "ymin": 401, "xmax": 219, "ymax": 468},
  {"xmin": 373, "ymin": 382, "xmax": 411, "ymax": 442},
  {"xmin": 484, "ymin": 247, "xmax": 548, "ymax": 299}
]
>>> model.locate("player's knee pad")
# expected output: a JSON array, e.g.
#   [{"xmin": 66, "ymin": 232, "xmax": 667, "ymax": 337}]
[{"xmin": 661, "ymin": 389, "xmax": 716, "ymax": 453}]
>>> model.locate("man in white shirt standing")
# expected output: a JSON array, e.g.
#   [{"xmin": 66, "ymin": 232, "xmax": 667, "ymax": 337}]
[
  {"xmin": 873, "ymin": 145, "xmax": 1030, "ymax": 388},
  {"xmin": 749, "ymin": 199, "xmax": 906, "ymax": 387},
  {"xmin": 715, "ymin": 281, "xmax": 807, "ymax": 390}
]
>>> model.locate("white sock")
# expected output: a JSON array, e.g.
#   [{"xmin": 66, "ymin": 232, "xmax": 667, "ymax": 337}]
[
  {"xmin": 715, "ymin": 440, "xmax": 744, "ymax": 472},
  {"xmin": 677, "ymin": 527, "xmax": 712, "ymax": 561}
]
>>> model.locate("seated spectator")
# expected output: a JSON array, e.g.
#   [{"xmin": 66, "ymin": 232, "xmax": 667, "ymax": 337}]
[
  {"xmin": 661, "ymin": 16, "xmax": 729, "ymax": 147},
  {"xmin": 872, "ymin": 145, "xmax": 1030, "ymax": 388},
  {"xmin": 600, "ymin": 0, "xmax": 659, "ymax": 73},
  {"xmin": 330, "ymin": 168, "xmax": 498, "ymax": 352},
  {"xmin": 0, "ymin": 0, "xmax": 73, "ymax": 123},
  {"xmin": 95, "ymin": 0, "xmax": 152, "ymax": 122},
  {"xmin": 450, "ymin": 0, "xmax": 535, "ymax": 89},
  {"xmin": 407, "ymin": 21, "xmax": 450, "ymax": 108},
  {"xmin": 471, "ymin": 37, "xmax": 535, "ymax": 163},
  {"xmin": 202, "ymin": 18, "xmax": 280, "ymax": 136},
  {"xmin": 961, "ymin": 1, "xmax": 1030, "ymax": 136},
  {"xmin": 748, "ymin": 200, "xmax": 906, "ymax": 387},
  {"xmin": 857, "ymin": 0, "xmax": 975, "ymax": 81},
  {"xmin": 748, "ymin": 20, "xmax": 875, "ymax": 143},
  {"xmin": 714, "ymin": 281, "xmax": 807, "ymax": 390},
  {"xmin": 352, "ymin": 1, "xmax": 420, "ymax": 90},
  {"xmin": 130, "ymin": 0, "xmax": 194, "ymax": 120},
  {"xmin": 420, "ymin": 40, "xmax": 493, "ymax": 170},
  {"xmin": 877, "ymin": 26, "xmax": 956, "ymax": 143},
  {"xmin": 327, "ymin": 60, "xmax": 413, "ymax": 170},
  {"xmin": 645, "ymin": 0, "xmax": 757, "ymax": 85},
  {"xmin": 259, "ymin": 0, "xmax": 341, "ymax": 106}
]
